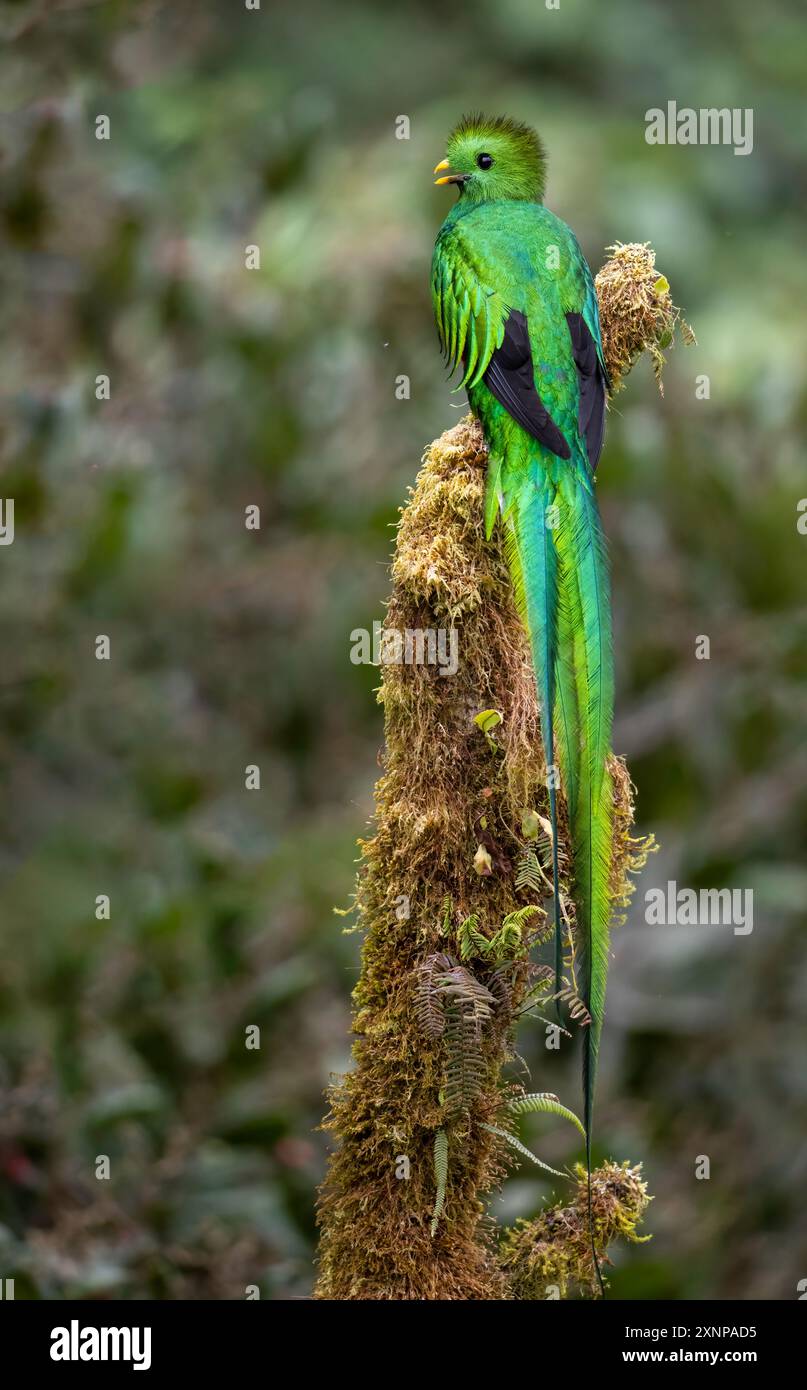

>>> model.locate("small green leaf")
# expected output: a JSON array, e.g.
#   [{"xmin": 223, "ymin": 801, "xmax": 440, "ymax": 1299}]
[
  {"xmin": 653, "ymin": 275, "xmax": 669, "ymax": 294},
  {"xmin": 521, "ymin": 808, "xmax": 540, "ymax": 840},
  {"xmin": 474, "ymin": 708, "xmax": 503, "ymax": 735}
]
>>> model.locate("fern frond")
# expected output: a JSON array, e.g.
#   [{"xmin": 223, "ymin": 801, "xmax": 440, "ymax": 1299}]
[
  {"xmin": 502, "ymin": 905, "xmax": 543, "ymax": 930},
  {"xmin": 488, "ymin": 961, "xmax": 516, "ymax": 1011},
  {"xmin": 437, "ymin": 963, "xmax": 495, "ymax": 1032},
  {"xmin": 553, "ymin": 985, "xmax": 592, "ymax": 1027},
  {"xmin": 515, "ymin": 845, "xmax": 545, "ymax": 896},
  {"xmin": 511, "ymin": 964, "xmax": 554, "ymax": 1018},
  {"xmin": 509, "ymin": 1091, "xmax": 586, "ymax": 1137},
  {"xmin": 456, "ymin": 912, "xmax": 492, "ymax": 961},
  {"xmin": 491, "ymin": 905, "xmax": 541, "ymax": 959},
  {"xmin": 417, "ymin": 957, "xmax": 497, "ymax": 1115},
  {"xmin": 430, "ymin": 1128, "xmax": 449, "ymax": 1236},
  {"xmin": 480, "ymin": 1122, "xmax": 568, "ymax": 1179},
  {"xmin": 444, "ymin": 1005, "xmax": 488, "ymax": 1114},
  {"xmin": 413, "ymin": 952, "xmax": 453, "ymax": 1038}
]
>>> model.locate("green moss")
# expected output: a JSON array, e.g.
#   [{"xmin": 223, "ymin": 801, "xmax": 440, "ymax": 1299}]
[{"xmin": 500, "ymin": 1162, "xmax": 652, "ymax": 1299}]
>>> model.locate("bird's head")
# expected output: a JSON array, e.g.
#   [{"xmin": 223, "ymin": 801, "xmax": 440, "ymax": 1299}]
[{"xmin": 434, "ymin": 112, "xmax": 547, "ymax": 204}]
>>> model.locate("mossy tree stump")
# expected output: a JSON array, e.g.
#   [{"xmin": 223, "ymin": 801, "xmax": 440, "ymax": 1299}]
[{"xmin": 315, "ymin": 245, "xmax": 686, "ymax": 1300}]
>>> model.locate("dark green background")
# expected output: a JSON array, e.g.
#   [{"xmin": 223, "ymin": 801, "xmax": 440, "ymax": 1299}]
[{"xmin": 1, "ymin": 0, "xmax": 805, "ymax": 1298}]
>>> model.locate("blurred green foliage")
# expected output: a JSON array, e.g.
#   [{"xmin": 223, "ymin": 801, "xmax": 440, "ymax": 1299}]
[{"xmin": 0, "ymin": 0, "xmax": 805, "ymax": 1298}]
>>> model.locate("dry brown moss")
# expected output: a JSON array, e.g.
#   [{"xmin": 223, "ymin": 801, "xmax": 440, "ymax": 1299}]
[
  {"xmin": 315, "ymin": 245, "xmax": 688, "ymax": 1301},
  {"xmin": 596, "ymin": 241, "xmax": 695, "ymax": 393},
  {"xmin": 316, "ymin": 419, "xmax": 555, "ymax": 1300}
]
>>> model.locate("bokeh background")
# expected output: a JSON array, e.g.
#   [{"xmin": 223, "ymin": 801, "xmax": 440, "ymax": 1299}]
[{"xmin": 1, "ymin": 0, "xmax": 805, "ymax": 1299}]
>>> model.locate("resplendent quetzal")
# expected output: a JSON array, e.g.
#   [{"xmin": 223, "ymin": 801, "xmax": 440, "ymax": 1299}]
[{"xmin": 432, "ymin": 113, "xmax": 613, "ymax": 1284}]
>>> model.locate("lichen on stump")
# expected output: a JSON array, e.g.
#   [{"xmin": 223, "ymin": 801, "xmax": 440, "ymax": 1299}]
[{"xmin": 315, "ymin": 246, "xmax": 688, "ymax": 1301}]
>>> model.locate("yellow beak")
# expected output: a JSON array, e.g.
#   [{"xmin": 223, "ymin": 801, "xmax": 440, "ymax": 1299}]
[{"xmin": 433, "ymin": 157, "xmax": 457, "ymax": 185}]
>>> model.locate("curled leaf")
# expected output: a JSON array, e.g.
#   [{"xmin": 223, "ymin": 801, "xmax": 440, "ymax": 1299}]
[{"xmin": 473, "ymin": 844, "xmax": 493, "ymax": 876}]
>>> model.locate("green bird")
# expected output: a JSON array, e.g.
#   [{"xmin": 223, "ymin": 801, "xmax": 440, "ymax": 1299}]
[{"xmin": 431, "ymin": 113, "xmax": 614, "ymax": 1290}]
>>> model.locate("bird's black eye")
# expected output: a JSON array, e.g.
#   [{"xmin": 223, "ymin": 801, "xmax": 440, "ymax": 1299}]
[{"xmin": 476, "ymin": 152, "xmax": 494, "ymax": 169}]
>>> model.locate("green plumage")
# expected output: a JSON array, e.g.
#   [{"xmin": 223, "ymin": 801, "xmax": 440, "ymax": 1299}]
[{"xmin": 432, "ymin": 114, "xmax": 615, "ymax": 1290}]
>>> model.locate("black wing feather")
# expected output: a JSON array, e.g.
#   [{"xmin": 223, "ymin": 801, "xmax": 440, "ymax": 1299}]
[
  {"xmin": 565, "ymin": 311, "xmax": 607, "ymax": 473},
  {"xmin": 482, "ymin": 309, "xmax": 571, "ymax": 460}
]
